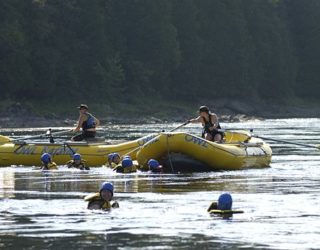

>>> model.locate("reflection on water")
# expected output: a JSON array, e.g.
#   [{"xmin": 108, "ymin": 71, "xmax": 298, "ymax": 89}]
[{"xmin": 0, "ymin": 119, "xmax": 320, "ymax": 249}]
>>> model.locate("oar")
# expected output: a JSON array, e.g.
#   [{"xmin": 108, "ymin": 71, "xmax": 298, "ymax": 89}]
[
  {"xmin": 254, "ymin": 135, "xmax": 320, "ymax": 149},
  {"xmin": 169, "ymin": 121, "xmax": 190, "ymax": 132},
  {"xmin": 11, "ymin": 129, "xmax": 72, "ymax": 142},
  {"xmin": 218, "ymin": 129, "xmax": 320, "ymax": 149}
]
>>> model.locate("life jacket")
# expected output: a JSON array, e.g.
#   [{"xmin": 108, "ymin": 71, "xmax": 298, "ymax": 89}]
[
  {"xmin": 82, "ymin": 112, "xmax": 96, "ymax": 130},
  {"xmin": 85, "ymin": 192, "xmax": 118, "ymax": 210},
  {"xmin": 116, "ymin": 164, "xmax": 137, "ymax": 173},
  {"xmin": 67, "ymin": 160, "xmax": 89, "ymax": 170},
  {"xmin": 42, "ymin": 162, "xmax": 58, "ymax": 170},
  {"xmin": 111, "ymin": 162, "xmax": 121, "ymax": 169},
  {"xmin": 202, "ymin": 114, "xmax": 222, "ymax": 138},
  {"xmin": 105, "ymin": 163, "xmax": 113, "ymax": 168}
]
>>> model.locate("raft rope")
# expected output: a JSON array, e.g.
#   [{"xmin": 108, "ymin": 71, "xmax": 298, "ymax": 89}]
[{"xmin": 166, "ymin": 133, "xmax": 174, "ymax": 173}]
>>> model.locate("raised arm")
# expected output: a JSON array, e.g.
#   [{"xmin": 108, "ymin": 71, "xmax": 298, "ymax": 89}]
[{"xmin": 189, "ymin": 116, "xmax": 203, "ymax": 124}]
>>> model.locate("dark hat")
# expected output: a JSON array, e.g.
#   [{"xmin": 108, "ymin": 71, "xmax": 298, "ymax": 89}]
[
  {"xmin": 199, "ymin": 105, "xmax": 209, "ymax": 113},
  {"xmin": 78, "ymin": 104, "xmax": 88, "ymax": 110}
]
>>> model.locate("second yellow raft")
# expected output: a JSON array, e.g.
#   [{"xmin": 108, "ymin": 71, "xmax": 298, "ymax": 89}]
[{"xmin": 136, "ymin": 131, "xmax": 272, "ymax": 171}]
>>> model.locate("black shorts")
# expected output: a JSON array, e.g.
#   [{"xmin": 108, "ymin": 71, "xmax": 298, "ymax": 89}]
[
  {"xmin": 72, "ymin": 131, "xmax": 96, "ymax": 141},
  {"xmin": 210, "ymin": 130, "xmax": 224, "ymax": 139}
]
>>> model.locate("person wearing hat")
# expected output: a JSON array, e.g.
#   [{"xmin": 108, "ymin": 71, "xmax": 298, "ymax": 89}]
[
  {"xmin": 188, "ymin": 106, "xmax": 223, "ymax": 142},
  {"xmin": 148, "ymin": 159, "xmax": 163, "ymax": 173},
  {"xmin": 105, "ymin": 153, "xmax": 115, "ymax": 168},
  {"xmin": 114, "ymin": 157, "xmax": 137, "ymax": 173},
  {"xmin": 111, "ymin": 153, "xmax": 121, "ymax": 168},
  {"xmin": 66, "ymin": 153, "xmax": 90, "ymax": 170},
  {"xmin": 84, "ymin": 182, "xmax": 119, "ymax": 210},
  {"xmin": 207, "ymin": 193, "xmax": 243, "ymax": 218},
  {"xmin": 207, "ymin": 193, "xmax": 233, "ymax": 211},
  {"xmin": 71, "ymin": 104, "xmax": 100, "ymax": 141},
  {"xmin": 40, "ymin": 153, "xmax": 58, "ymax": 170}
]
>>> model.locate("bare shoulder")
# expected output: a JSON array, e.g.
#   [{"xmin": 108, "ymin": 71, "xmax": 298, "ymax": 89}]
[
  {"xmin": 210, "ymin": 113, "xmax": 218, "ymax": 119},
  {"xmin": 210, "ymin": 113, "xmax": 219, "ymax": 123}
]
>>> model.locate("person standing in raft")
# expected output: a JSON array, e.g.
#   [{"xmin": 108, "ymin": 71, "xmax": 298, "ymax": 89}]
[
  {"xmin": 189, "ymin": 106, "xmax": 224, "ymax": 142},
  {"xmin": 40, "ymin": 153, "xmax": 58, "ymax": 170},
  {"xmin": 84, "ymin": 182, "xmax": 119, "ymax": 210},
  {"xmin": 71, "ymin": 104, "xmax": 100, "ymax": 141},
  {"xmin": 66, "ymin": 153, "xmax": 90, "ymax": 170}
]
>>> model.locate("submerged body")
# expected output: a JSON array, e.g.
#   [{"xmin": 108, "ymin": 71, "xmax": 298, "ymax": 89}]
[
  {"xmin": 85, "ymin": 182, "xmax": 119, "ymax": 210},
  {"xmin": 85, "ymin": 193, "xmax": 119, "ymax": 210}
]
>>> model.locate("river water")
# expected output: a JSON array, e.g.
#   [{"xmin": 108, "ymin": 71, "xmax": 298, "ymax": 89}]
[{"xmin": 0, "ymin": 119, "xmax": 320, "ymax": 249}]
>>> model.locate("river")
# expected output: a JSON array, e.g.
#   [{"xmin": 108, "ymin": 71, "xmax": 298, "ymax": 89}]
[{"xmin": 0, "ymin": 119, "xmax": 320, "ymax": 249}]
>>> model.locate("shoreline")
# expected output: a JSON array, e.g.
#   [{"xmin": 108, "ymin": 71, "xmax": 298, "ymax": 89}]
[{"xmin": 0, "ymin": 100, "xmax": 319, "ymax": 128}]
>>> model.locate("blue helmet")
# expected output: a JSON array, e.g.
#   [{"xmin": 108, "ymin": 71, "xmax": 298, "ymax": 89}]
[
  {"xmin": 148, "ymin": 159, "xmax": 159, "ymax": 169},
  {"xmin": 107, "ymin": 153, "xmax": 114, "ymax": 161},
  {"xmin": 100, "ymin": 182, "xmax": 114, "ymax": 196},
  {"xmin": 122, "ymin": 158, "xmax": 133, "ymax": 168},
  {"xmin": 41, "ymin": 153, "xmax": 51, "ymax": 164},
  {"xmin": 112, "ymin": 153, "xmax": 120, "ymax": 162},
  {"xmin": 123, "ymin": 155, "xmax": 131, "ymax": 159},
  {"xmin": 217, "ymin": 193, "xmax": 233, "ymax": 210},
  {"xmin": 73, "ymin": 153, "xmax": 81, "ymax": 161}
]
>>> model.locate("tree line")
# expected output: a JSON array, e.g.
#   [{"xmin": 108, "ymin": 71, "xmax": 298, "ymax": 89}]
[{"xmin": 1, "ymin": 0, "xmax": 319, "ymax": 112}]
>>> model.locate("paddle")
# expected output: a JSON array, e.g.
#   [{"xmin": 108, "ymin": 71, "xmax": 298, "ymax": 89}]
[
  {"xmin": 169, "ymin": 120, "xmax": 190, "ymax": 132},
  {"xmin": 10, "ymin": 129, "xmax": 72, "ymax": 142},
  {"xmin": 217, "ymin": 128, "xmax": 320, "ymax": 149},
  {"xmin": 253, "ymin": 135, "xmax": 320, "ymax": 150}
]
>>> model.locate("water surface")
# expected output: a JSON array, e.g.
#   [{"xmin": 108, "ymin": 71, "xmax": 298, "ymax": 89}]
[{"xmin": 1, "ymin": 119, "xmax": 320, "ymax": 249}]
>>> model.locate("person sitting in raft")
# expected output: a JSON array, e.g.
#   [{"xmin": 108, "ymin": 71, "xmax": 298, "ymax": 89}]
[
  {"xmin": 188, "ymin": 105, "xmax": 224, "ymax": 142},
  {"xmin": 85, "ymin": 182, "xmax": 119, "ymax": 210},
  {"xmin": 66, "ymin": 153, "xmax": 90, "ymax": 170},
  {"xmin": 40, "ymin": 153, "xmax": 58, "ymax": 170},
  {"xmin": 207, "ymin": 193, "xmax": 243, "ymax": 216},
  {"xmin": 115, "ymin": 157, "xmax": 137, "ymax": 173},
  {"xmin": 148, "ymin": 159, "xmax": 163, "ymax": 173},
  {"xmin": 71, "ymin": 104, "xmax": 100, "ymax": 141}
]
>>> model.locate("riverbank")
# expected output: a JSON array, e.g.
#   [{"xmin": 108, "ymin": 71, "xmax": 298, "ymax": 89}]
[{"xmin": 0, "ymin": 99, "xmax": 319, "ymax": 128}]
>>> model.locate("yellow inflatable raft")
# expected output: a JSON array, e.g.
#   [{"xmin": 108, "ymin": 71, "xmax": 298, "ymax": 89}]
[
  {"xmin": 136, "ymin": 131, "xmax": 272, "ymax": 171},
  {"xmin": 0, "ymin": 134, "xmax": 156, "ymax": 167}
]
